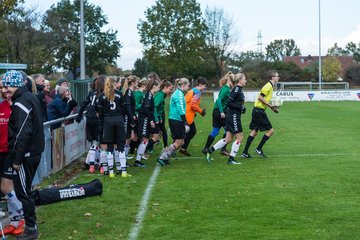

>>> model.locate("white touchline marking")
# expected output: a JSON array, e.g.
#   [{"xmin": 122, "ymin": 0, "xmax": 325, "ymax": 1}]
[{"xmin": 129, "ymin": 165, "xmax": 161, "ymax": 240}]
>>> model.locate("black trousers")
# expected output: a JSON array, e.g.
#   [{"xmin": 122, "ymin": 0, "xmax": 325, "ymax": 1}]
[
  {"xmin": 183, "ymin": 122, "xmax": 196, "ymax": 150},
  {"xmin": 13, "ymin": 154, "xmax": 41, "ymax": 228}
]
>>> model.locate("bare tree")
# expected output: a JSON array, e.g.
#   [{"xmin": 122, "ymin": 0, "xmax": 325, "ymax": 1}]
[{"xmin": 204, "ymin": 6, "xmax": 236, "ymax": 79}]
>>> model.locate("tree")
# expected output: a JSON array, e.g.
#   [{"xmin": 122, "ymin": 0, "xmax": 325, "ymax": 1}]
[
  {"xmin": 327, "ymin": 43, "xmax": 347, "ymax": 56},
  {"xmin": 204, "ymin": 6, "xmax": 235, "ymax": 79},
  {"xmin": 322, "ymin": 56, "xmax": 342, "ymax": 82},
  {"xmin": 265, "ymin": 39, "xmax": 301, "ymax": 61},
  {"xmin": 345, "ymin": 42, "xmax": 360, "ymax": 63},
  {"xmin": 0, "ymin": 0, "xmax": 24, "ymax": 17},
  {"xmin": 0, "ymin": 7, "xmax": 54, "ymax": 74},
  {"xmin": 43, "ymin": 0, "xmax": 121, "ymax": 78},
  {"xmin": 343, "ymin": 63, "xmax": 360, "ymax": 86},
  {"xmin": 132, "ymin": 57, "xmax": 158, "ymax": 78},
  {"xmin": 137, "ymin": 0, "xmax": 207, "ymax": 79},
  {"xmin": 229, "ymin": 50, "xmax": 264, "ymax": 68}
]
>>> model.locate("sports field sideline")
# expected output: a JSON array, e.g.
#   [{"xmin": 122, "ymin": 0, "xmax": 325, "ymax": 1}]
[{"xmin": 36, "ymin": 98, "xmax": 360, "ymax": 239}]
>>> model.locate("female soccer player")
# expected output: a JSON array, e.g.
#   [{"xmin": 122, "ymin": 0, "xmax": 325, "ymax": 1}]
[
  {"xmin": 180, "ymin": 77, "xmax": 208, "ymax": 156},
  {"xmin": 96, "ymin": 77, "xmax": 129, "ymax": 178},
  {"xmin": 146, "ymin": 80, "xmax": 173, "ymax": 153},
  {"xmin": 206, "ymin": 73, "xmax": 248, "ymax": 165},
  {"xmin": 76, "ymin": 75, "xmax": 105, "ymax": 173},
  {"xmin": 202, "ymin": 72, "xmax": 235, "ymax": 155},
  {"xmin": 157, "ymin": 78, "xmax": 190, "ymax": 166},
  {"xmin": 134, "ymin": 79, "xmax": 160, "ymax": 167}
]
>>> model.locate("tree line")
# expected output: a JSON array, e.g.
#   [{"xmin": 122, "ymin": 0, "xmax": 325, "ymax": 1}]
[{"xmin": 1, "ymin": 0, "xmax": 360, "ymax": 87}]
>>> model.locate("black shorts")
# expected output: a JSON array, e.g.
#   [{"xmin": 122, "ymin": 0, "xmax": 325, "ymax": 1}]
[
  {"xmin": 212, "ymin": 108, "xmax": 226, "ymax": 128},
  {"xmin": 169, "ymin": 119, "xmax": 186, "ymax": 140},
  {"xmin": 150, "ymin": 122, "xmax": 160, "ymax": 134},
  {"xmin": 138, "ymin": 117, "xmax": 151, "ymax": 138},
  {"xmin": 225, "ymin": 111, "xmax": 243, "ymax": 134},
  {"xmin": 86, "ymin": 118, "xmax": 99, "ymax": 142},
  {"xmin": 98, "ymin": 121, "xmax": 104, "ymax": 144},
  {"xmin": 102, "ymin": 115, "xmax": 126, "ymax": 143},
  {"xmin": 249, "ymin": 107, "xmax": 272, "ymax": 131},
  {"xmin": 124, "ymin": 115, "xmax": 134, "ymax": 139},
  {"xmin": 0, "ymin": 152, "xmax": 13, "ymax": 179}
]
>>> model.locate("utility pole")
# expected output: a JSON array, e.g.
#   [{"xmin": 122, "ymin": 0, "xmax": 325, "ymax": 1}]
[
  {"xmin": 257, "ymin": 31, "xmax": 263, "ymax": 56},
  {"xmin": 80, "ymin": 0, "xmax": 85, "ymax": 79},
  {"xmin": 318, "ymin": 0, "xmax": 322, "ymax": 90}
]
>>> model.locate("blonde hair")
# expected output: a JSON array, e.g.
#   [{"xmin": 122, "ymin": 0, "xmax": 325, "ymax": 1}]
[
  {"xmin": 219, "ymin": 71, "xmax": 233, "ymax": 87},
  {"xmin": 174, "ymin": 78, "xmax": 189, "ymax": 88},
  {"xmin": 104, "ymin": 76, "xmax": 115, "ymax": 102},
  {"xmin": 233, "ymin": 73, "xmax": 245, "ymax": 84},
  {"xmin": 27, "ymin": 76, "xmax": 37, "ymax": 94}
]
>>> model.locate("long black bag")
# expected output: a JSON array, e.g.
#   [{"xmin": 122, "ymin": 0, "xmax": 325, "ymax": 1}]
[{"xmin": 34, "ymin": 179, "xmax": 103, "ymax": 206}]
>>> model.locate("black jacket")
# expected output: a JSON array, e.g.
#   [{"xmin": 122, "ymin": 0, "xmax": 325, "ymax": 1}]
[
  {"xmin": 7, "ymin": 86, "xmax": 45, "ymax": 165},
  {"xmin": 35, "ymin": 84, "xmax": 48, "ymax": 122}
]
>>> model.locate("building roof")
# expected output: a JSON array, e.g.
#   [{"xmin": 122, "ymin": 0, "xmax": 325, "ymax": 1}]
[{"xmin": 284, "ymin": 55, "xmax": 354, "ymax": 70}]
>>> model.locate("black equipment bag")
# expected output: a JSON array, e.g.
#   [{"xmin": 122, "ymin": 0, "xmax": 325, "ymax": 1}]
[{"xmin": 34, "ymin": 179, "xmax": 102, "ymax": 206}]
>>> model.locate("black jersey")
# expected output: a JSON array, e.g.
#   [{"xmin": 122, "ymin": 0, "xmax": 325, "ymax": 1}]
[
  {"xmin": 138, "ymin": 91, "xmax": 155, "ymax": 122},
  {"xmin": 96, "ymin": 90, "xmax": 124, "ymax": 118},
  {"xmin": 227, "ymin": 86, "xmax": 245, "ymax": 114},
  {"xmin": 124, "ymin": 88, "xmax": 136, "ymax": 124},
  {"xmin": 78, "ymin": 90, "xmax": 98, "ymax": 119}
]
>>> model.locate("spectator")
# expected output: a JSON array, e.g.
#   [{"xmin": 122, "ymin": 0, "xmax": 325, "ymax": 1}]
[
  {"xmin": 2, "ymin": 70, "xmax": 44, "ymax": 239},
  {"xmin": 43, "ymin": 80, "xmax": 53, "ymax": 105},
  {"xmin": 50, "ymin": 78, "xmax": 68, "ymax": 97},
  {"xmin": 47, "ymin": 86, "xmax": 77, "ymax": 130},
  {"xmin": 32, "ymin": 74, "xmax": 48, "ymax": 122}
]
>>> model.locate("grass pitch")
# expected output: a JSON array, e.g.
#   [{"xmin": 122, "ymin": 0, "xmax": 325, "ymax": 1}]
[{"xmin": 36, "ymin": 97, "xmax": 360, "ymax": 240}]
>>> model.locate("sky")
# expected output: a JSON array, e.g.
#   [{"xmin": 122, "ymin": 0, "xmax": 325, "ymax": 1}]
[{"xmin": 24, "ymin": 0, "xmax": 360, "ymax": 70}]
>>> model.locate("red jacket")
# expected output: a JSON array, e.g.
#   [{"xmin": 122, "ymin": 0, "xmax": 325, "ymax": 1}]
[{"xmin": 0, "ymin": 100, "xmax": 11, "ymax": 153}]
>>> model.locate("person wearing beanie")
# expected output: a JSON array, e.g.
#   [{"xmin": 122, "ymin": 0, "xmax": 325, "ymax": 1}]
[
  {"xmin": 50, "ymin": 78, "xmax": 68, "ymax": 97},
  {"xmin": 47, "ymin": 85, "xmax": 77, "ymax": 130},
  {"xmin": 1, "ymin": 70, "xmax": 45, "ymax": 239}
]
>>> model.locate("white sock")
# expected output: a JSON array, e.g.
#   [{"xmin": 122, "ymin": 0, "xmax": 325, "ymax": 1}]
[
  {"xmin": 114, "ymin": 149, "xmax": 121, "ymax": 171},
  {"xmin": 213, "ymin": 139, "xmax": 227, "ymax": 151},
  {"xmin": 119, "ymin": 151, "xmax": 127, "ymax": 173},
  {"xmin": 160, "ymin": 144, "xmax": 176, "ymax": 160},
  {"xmin": 125, "ymin": 144, "xmax": 129, "ymax": 157},
  {"xmin": 7, "ymin": 191, "xmax": 23, "ymax": 225},
  {"xmin": 107, "ymin": 152, "xmax": 114, "ymax": 174},
  {"xmin": 100, "ymin": 150, "xmax": 108, "ymax": 172},
  {"xmin": 230, "ymin": 140, "xmax": 241, "ymax": 157},
  {"xmin": 89, "ymin": 147, "xmax": 96, "ymax": 166},
  {"xmin": 136, "ymin": 141, "xmax": 148, "ymax": 161}
]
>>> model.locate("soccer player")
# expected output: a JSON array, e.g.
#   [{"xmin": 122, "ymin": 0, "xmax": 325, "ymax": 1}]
[
  {"xmin": 146, "ymin": 80, "xmax": 173, "ymax": 153},
  {"xmin": 202, "ymin": 72, "xmax": 234, "ymax": 155},
  {"xmin": 134, "ymin": 79, "xmax": 160, "ymax": 167},
  {"xmin": 241, "ymin": 70, "xmax": 280, "ymax": 158},
  {"xmin": 123, "ymin": 75, "xmax": 138, "ymax": 161},
  {"xmin": 129, "ymin": 79, "xmax": 148, "ymax": 156},
  {"xmin": 205, "ymin": 73, "xmax": 247, "ymax": 164},
  {"xmin": 179, "ymin": 77, "xmax": 208, "ymax": 156},
  {"xmin": 96, "ymin": 76, "xmax": 129, "ymax": 178},
  {"xmin": 157, "ymin": 78, "xmax": 190, "ymax": 166},
  {"xmin": 76, "ymin": 75, "xmax": 105, "ymax": 173}
]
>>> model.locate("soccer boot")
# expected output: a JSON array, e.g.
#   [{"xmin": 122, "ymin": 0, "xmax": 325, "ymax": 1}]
[
  {"xmin": 179, "ymin": 148, "xmax": 191, "ymax": 156},
  {"xmin": 88, "ymin": 165, "xmax": 95, "ymax": 174},
  {"xmin": 12, "ymin": 219, "xmax": 26, "ymax": 236},
  {"xmin": 241, "ymin": 152, "xmax": 252, "ymax": 158},
  {"xmin": 254, "ymin": 148, "xmax": 267, "ymax": 158}
]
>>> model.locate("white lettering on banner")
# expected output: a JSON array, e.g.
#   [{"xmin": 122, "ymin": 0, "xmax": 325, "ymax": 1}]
[
  {"xmin": 59, "ymin": 188, "xmax": 85, "ymax": 199},
  {"xmin": 214, "ymin": 90, "xmax": 360, "ymax": 102},
  {"xmin": 64, "ymin": 122, "xmax": 86, "ymax": 165}
]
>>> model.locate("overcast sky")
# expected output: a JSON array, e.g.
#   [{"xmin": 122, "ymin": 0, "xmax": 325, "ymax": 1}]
[{"xmin": 24, "ymin": 0, "xmax": 360, "ymax": 70}]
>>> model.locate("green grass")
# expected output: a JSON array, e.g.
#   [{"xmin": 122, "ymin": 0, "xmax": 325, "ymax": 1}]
[{"xmin": 35, "ymin": 96, "xmax": 360, "ymax": 239}]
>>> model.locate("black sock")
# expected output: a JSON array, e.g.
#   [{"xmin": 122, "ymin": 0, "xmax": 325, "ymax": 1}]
[
  {"xmin": 129, "ymin": 140, "xmax": 137, "ymax": 154},
  {"xmin": 243, "ymin": 135, "xmax": 255, "ymax": 154},
  {"xmin": 208, "ymin": 146, "xmax": 215, "ymax": 154},
  {"xmin": 257, "ymin": 135, "xmax": 270, "ymax": 150},
  {"xmin": 204, "ymin": 135, "xmax": 215, "ymax": 149},
  {"xmin": 147, "ymin": 139, "xmax": 155, "ymax": 151}
]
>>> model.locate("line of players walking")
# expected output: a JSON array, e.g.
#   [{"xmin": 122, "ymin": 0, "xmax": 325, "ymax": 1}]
[{"xmin": 78, "ymin": 70, "xmax": 280, "ymax": 177}]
